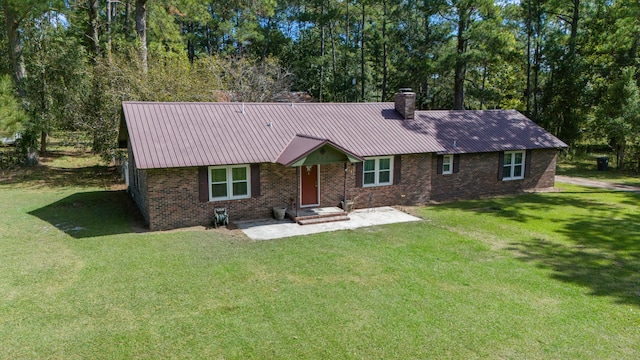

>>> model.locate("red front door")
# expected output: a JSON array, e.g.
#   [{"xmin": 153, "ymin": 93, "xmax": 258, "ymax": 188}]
[{"xmin": 301, "ymin": 165, "xmax": 319, "ymax": 206}]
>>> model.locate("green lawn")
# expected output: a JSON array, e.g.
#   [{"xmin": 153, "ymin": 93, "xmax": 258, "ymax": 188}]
[{"xmin": 1, "ymin": 153, "xmax": 639, "ymax": 359}]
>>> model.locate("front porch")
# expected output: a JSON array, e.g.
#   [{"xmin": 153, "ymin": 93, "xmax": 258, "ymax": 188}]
[
  {"xmin": 276, "ymin": 134, "xmax": 363, "ymax": 217},
  {"xmin": 236, "ymin": 206, "xmax": 421, "ymax": 241}
]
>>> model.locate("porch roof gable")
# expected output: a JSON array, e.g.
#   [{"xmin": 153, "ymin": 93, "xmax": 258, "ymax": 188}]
[{"xmin": 276, "ymin": 134, "xmax": 364, "ymax": 167}]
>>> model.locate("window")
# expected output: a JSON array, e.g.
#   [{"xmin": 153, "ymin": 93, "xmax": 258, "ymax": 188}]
[
  {"xmin": 442, "ymin": 154, "xmax": 453, "ymax": 175},
  {"xmin": 502, "ymin": 151, "xmax": 525, "ymax": 180},
  {"xmin": 209, "ymin": 165, "xmax": 251, "ymax": 200},
  {"xmin": 363, "ymin": 156, "xmax": 393, "ymax": 187}
]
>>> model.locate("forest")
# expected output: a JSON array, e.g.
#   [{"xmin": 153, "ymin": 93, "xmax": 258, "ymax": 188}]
[{"xmin": 0, "ymin": 0, "xmax": 638, "ymax": 168}]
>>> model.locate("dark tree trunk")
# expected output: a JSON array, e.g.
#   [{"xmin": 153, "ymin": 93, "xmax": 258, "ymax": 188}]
[
  {"xmin": 525, "ymin": 0, "xmax": 532, "ymax": 116},
  {"xmin": 329, "ymin": 19, "xmax": 337, "ymax": 100},
  {"xmin": 568, "ymin": 0, "xmax": 579, "ymax": 56},
  {"xmin": 261, "ymin": 17, "xmax": 272, "ymax": 62},
  {"xmin": 480, "ymin": 62, "xmax": 487, "ymax": 109},
  {"xmin": 381, "ymin": 0, "xmax": 388, "ymax": 101},
  {"xmin": 87, "ymin": 0, "xmax": 100, "ymax": 58},
  {"xmin": 135, "ymin": 0, "xmax": 148, "ymax": 73},
  {"xmin": 124, "ymin": 0, "xmax": 132, "ymax": 35},
  {"xmin": 532, "ymin": 0, "xmax": 542, "ymax": 122},
  {"xmin": 453, "ymin": 9, "xmax": 467, "ymax": 110},
  {"xmin": 555, "ymin": 0, "xmax": 581, "ymax": 143},
  {"xmin": 4, "ymin": 3, "xmax": 26, "ymax": 84},
  {"xmin": 39, "ymin": 37, "xmax": 47, "ymax": 155},
  {"xmin": 360, "ymin": 0, "xmax": 365, "ymax": 101},
  {"xmin": 533, "ymin": 39, "xmax": 540, "ymax": 121},
  {"xmin": 187, "ymin": 23, "xmax": 195, "ymax": 64},
  {"xmin": 40, "ymin": 131, "xmax": 47, "ymax": 154},
  {"xmin": 106, "ymin": 0, "xmax": 113, "ymax": 56},
  {"xmin": 319, "ymin": 1, "xmax": 325, "ymax": 102},
  {"xmin": 345, "ymin": 0, "xmax": 349, "ymax": 73}
]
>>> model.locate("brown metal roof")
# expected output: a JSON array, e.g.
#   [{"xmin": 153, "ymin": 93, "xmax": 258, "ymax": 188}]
[
  {"xmin": 415, "ymin": 110, "xmax": 568, "ymax": 154},
  {"xmin": 122, "ymin": 102, "xmax": 566, "ymax": 169}
]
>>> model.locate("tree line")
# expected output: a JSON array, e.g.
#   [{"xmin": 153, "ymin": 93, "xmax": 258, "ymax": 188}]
[{"xmin": 0, "ymin": 0, "xmax": 639, "ymax": 168}]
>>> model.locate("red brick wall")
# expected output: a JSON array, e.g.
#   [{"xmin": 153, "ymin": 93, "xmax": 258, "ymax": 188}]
[
  {"xmin": 138, "ymin": 150, "xmax": 557, "ymax": 230},
  {"xmin": 141, "ymin": 154, "xmax": 433, "ymax": 230},
  {"xmin": 127, "ymin": 143, "xmax": 150, "ymax": 225},
  {"xmin": 144, "ymin": 163, "xmax": 299, "ymax": 231},
  {"xmin": 322, "ymin": 154, "xmax": 432, "ymax": 209},
  {"xmin": 299, "ymin": 155, "xmax": 431, "ymax": 210},
  {"xmin": 430, "ymin": 149, "xmax": 558, "ymax": 202}
]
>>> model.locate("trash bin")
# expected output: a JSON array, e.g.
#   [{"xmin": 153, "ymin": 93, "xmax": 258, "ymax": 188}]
[{"xmin": 596, "ymin": 157, "xmax": 609, "ymax": 171}]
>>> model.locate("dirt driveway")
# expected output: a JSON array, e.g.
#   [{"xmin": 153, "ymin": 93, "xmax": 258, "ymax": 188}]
[{"xmin": 555, "ymin": 175, "xmax": 640, "ymax": 192}]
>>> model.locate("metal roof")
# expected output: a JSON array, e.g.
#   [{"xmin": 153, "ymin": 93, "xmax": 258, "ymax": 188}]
[
  {"xmin": 417, "ymin": 110, "xmax": 568, "ymax": 154},
  {"xmin": 122, "ymin": 102, "xmax": 566, "ymax": 169}
]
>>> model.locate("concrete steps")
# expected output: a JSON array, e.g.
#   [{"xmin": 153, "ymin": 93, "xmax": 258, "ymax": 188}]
[
  {"xmin": 296, "ymin": 214, "xmax": 350, "ymax": 226},
  {"xmin": 287, "ymin": 207, "xmax": 351, "ymax": 225}
]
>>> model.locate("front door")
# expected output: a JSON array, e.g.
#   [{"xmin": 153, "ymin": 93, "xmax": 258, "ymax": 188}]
[{"xmin": 301, "ymin": 165, "xmax": 319, "ymax": 207}]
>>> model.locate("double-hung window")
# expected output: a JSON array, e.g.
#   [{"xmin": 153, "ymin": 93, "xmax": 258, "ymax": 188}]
[
  {"xmin": 209, "ymin": 165, "xmax": 251, "ymax": 201},
  {"xmin": 502, "ymin": 151, "xmax": 525, "ymax": 180},
  {"xmin": 363, "ymin": 156, "xmax": 393, "ymax": 187},
  {"xmin": 442, "ymin": 154, "xmax": 453, "ymax": 175}
]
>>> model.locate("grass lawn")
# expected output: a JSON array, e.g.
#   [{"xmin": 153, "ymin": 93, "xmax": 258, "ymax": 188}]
[{"xmin": 1, "ymin": 150, "xmax": 639, "ymax": 359}]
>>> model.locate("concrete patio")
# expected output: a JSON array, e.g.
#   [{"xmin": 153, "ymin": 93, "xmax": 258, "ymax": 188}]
[{"xmin": 235, "ymin": 206, "xmax": 422, "ymax": 240}]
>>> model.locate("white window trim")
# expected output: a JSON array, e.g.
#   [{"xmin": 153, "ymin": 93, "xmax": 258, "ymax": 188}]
[
  {"xmin": 208, "ymin": 165, "xmax": 251, "ymax": 201},
  {"xmin": 502, "ymin": 151, "xmax": 525, "ymax": 181},
  {"xmin": 363, "ymin": 156, "xmax": 394, "ymax": 187},
  {"xmin": 442, "ymin": 154, "xmax": 453, "ymax": 175}
]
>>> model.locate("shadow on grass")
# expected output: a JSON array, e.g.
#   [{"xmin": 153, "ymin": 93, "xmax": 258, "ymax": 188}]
[
  {"xmin": 29, "ymin": 190, "xmax": 147, "ymax": 238},
  {"xmin": 431, "ymin": 190, "xmax": 615, "ymax": 224},
  {"xmin": 511, "ymin": 211, "xmax": 640, "ymax": 306},
  {"xmin": 1, "ymin": 165, "xmax": 123, "ymax": 188},
  {"xmin": 430, "ymin": 190, "xmax": 640, "ymax": 306}
]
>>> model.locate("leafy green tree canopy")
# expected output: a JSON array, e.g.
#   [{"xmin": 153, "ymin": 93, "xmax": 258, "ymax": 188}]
[{"xmin": 0, "ymin": 74, "xmax": 26, "ymax": 137}]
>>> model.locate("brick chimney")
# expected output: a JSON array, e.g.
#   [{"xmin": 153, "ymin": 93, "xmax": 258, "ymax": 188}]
[{"xmin": 394, "ymin": 88, "xmax": 416, "ymax": 119}]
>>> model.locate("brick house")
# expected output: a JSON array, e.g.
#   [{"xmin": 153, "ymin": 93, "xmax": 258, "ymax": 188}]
[{"xmin": 119, "ymin": 91, "xmax": 567, "ymax": 231}]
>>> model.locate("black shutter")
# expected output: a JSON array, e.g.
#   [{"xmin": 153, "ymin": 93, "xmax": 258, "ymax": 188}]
[
  {"xmin": 198, "ymin": 167, "xmax": 209, "ymax": 202},
  {"xmin": 251, "ymin": 163, "xmax": 261, "ymax": 197},
  {"xmin": 436, "ymin": 155, "xmax": 443, "ymax": 175},
  {"xmin": 453, "ymin": 154, "xmax": 461, "ymax": 173},
  {"xmin": 393, "ymin": 155, "xmax": 402, "ymax": 185},
  {"xmin": 524, "ymin": 150, "xmax": 532, "ymax": 178},
  {"xmin": 498, "ymin": 152, "xmax": 504, "ymax": 181},
  {"xmin": 355, "ymin": 162, "xmax": 363, "ymax": 188}
]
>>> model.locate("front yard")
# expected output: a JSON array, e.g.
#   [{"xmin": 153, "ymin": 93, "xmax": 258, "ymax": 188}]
[{"xmin": 1, "ymin": 151, "xmax": 639, "ymax": 358}]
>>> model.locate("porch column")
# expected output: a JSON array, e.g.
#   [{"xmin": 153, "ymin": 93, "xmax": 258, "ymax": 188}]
[
  {"xmin": 295, "ymin": 166, "xmax": 300, "ymax": 217},
  {"xmin": 343, "ymin": 162, "xmax": 348, "ymax": 207}
]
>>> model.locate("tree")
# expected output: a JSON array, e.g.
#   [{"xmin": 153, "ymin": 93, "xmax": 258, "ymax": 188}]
[
  {"xmin": 593, "ymin": 67, "xmax": 640, "ymax": 169},
  {"xmin": 0, "ymin": 74, "xmax": 26, "ymax": 137},
  {"xmin": 22, "ymin": 13, "xmax": 90, "ymax": 154},
  {"xmin": 0, "ymin": 5, "xmax": 12, "ymax": 76},
  {"xmin": 2, "ymin": 0, "xmax": 636, "ymax": 163},
  {"xmin": 2, "ymin": 0, "xmax": 27, "ymax": 83},
  {"xmin": 135, "ymin": 0, "xmax": 148, "ymax": 72},
  {"xmin": 86, "ymin": 0, "xmax": 99, "ymax": 56},
  {"xmin": 443, "ymin": 0, "xmax": 501, "ymax": 110},
  {"xmin": 220, "ymin": 56, "xmax": 292, "ymax": 102}
]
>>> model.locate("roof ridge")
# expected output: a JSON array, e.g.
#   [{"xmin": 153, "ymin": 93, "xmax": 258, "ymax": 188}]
[
  {"xmin": 294, "ymin": 133, "xmax": 328, "ymax": 141},
  {"xmin": 123, "ymin": 101, "xmax": 394, "ymax": 106}
]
